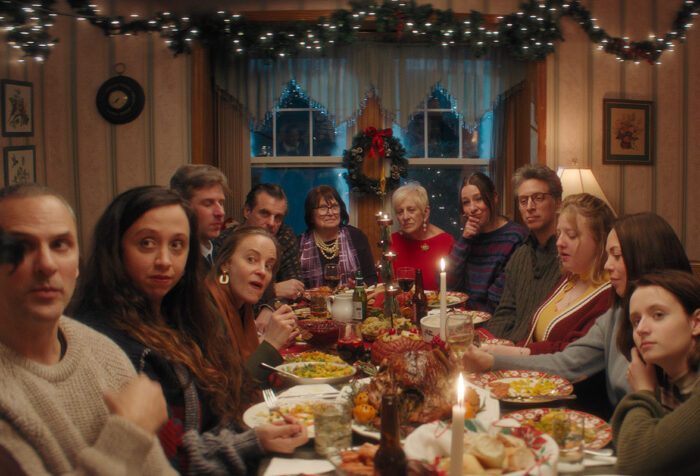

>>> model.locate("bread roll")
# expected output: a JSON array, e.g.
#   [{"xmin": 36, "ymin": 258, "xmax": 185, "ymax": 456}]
[{"xmin": 472, "ymin": 434, "xmax": 505, "ymax": 469}]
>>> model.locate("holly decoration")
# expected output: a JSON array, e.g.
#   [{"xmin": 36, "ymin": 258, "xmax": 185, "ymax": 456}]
[{"xmin": 342, "ymin": 127, "xmax": 408, "ymax": 197}]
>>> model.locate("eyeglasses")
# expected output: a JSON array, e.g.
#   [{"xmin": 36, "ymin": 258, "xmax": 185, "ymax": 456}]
[
  {"xmin": 315, "ymin": 204, "xmax": 340, "ymax": 215},
  {"xmin": 517, "ymin": 192, "xmax": 552, "ymax": 207}
]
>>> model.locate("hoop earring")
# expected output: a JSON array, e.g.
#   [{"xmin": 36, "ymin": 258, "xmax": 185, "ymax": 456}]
[
  {"xmin": 422, "ymin": 221, "xmax": 427, "ymax": 232},
  {"xmin": 218, "ymin": 271, "xmax": 229, "ymax": 285}
]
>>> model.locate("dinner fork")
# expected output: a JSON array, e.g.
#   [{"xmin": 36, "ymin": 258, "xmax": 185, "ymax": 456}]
[{"xmin": 262, "ymin": 387, "xmax": 281, "ymax": 415}]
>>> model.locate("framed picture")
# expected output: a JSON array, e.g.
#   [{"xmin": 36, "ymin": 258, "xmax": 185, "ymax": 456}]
[
  {"xmin": 4, "ymin": 146, "xmax": 35, "ymax": 185},
  {"xmin": 2, "ymin": 79, "xmax": 33, "ymax": 137},
  {"xmin": 603, "ymin": 99, "xmax": 653, "ymax": 165}
]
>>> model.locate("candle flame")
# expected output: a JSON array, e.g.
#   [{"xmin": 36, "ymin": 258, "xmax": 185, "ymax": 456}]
[
  {"xmin": 457, "ymin": 373, "xmax": 464, "ymax": 407},
  {"xmin": 441, "ymin": 257, "xmax": 445, "ymax": 272}
]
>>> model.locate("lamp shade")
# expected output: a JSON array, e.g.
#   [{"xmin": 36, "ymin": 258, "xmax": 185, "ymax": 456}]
[{"xmin": 557, "ymin": 167, "xmax": 616, "ymax": 215}]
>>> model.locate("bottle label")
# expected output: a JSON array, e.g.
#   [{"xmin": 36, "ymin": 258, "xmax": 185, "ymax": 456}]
[{"xmin": 353, "ymin": 302, "xmax": 363, "ymax": 321}]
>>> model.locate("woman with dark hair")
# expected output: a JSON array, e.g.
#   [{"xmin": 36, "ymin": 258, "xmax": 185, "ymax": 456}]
[
  {"xmin": 459, "ymin": 212, "xmax": 691, "ymax": 408},
  {"xmin": 207, "ymin": 226, "xmax": 298, "ymax": 382},
  {"xmin": 299, "ymin": 185, "xmax": 376, "ymax": 287},
  {"xmin": 75, "ymin": 186, "xmax": 307, "ymax": 475},
  {"xmin": 445, "ymin": 172, "xmax": 528, "ymax": 312},
  {"xmin": 612, "ymin": 270, "xmax": 700, "ymax": 475},
  {"xmin": 390, "ymin": 181, "xmax": 454, "ymax": 290}
]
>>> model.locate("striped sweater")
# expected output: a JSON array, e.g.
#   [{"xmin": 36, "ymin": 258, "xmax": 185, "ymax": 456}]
[
  {"xmin": 483, "ymin": 233, "xmax": 562, "ymax": 342},
  {"xmin": 446, "ymin": 220, "xmax": 528, "ymax": 313}
]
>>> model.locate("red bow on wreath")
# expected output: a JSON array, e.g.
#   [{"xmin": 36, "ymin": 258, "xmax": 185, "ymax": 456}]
[{"xmin": 364, "ymin": 127, "xmax": 393, "ymax": 159}]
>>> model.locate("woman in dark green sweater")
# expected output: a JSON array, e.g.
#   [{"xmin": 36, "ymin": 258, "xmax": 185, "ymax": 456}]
[{"xmin": 612, "ymin": 270, "xmax": 700, "ymax": 475}]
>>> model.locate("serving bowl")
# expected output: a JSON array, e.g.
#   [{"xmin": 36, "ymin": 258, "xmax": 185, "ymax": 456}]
[
  {"xmin": 298, "ymin": 318, "xmax": 343, "ymax": 347},
  {"xmin": 275, "ymin": 361, "xmax": 356, "ymax": 385}
]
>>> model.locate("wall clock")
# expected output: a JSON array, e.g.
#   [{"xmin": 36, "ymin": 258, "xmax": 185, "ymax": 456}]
[{"xmin": 95, "ymin": 73, "xmax": 145, "ymax": 124}]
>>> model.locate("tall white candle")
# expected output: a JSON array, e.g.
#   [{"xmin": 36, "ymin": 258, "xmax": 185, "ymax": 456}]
[
  {"xmin": 440, "ymin": 258, "xmax": 447, "ymax": 340},
  {"xmin": 450, "ymin": 373, "xmax": 465, "ymax": 476}
]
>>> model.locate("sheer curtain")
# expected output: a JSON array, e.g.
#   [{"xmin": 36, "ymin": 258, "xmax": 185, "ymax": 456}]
[{"xmin": 214, "ymin": 43, "xmax": 525, "ymax": 128}]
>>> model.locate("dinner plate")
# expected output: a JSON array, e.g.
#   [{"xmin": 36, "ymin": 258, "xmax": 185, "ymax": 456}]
[
  {"xmin": 403, "ymin": 421, "xmax": 558, "ymax": 476},
  {"xmin": 470, "ymin": 370, "xmax": 573, "ymax": 403},
  {"xmin": 341, "ymin": 381, "xmax": 500, "ymax": 440},
  {"xmin": 426, "ymin": 290, "xmax": 468, "ymax": 308},
  {"xmin": 275, "ymin": 362, "xmax": 356, "ymax": 385},
  {"xmin": 501, "ymin": 408, "xmax": 612, "ymax": 450},
  {"xmin": 426, "ymin": 308, "xmax": 491, "ymax": 325},
  {"xmin": 243, "ymin": 397, "xmax": 316, "ymax": 437}
]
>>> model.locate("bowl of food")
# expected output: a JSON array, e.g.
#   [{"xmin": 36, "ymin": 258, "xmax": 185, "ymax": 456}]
[
  {"xmin": 275, "ymin": 361, "xmax": 357, "ymax": 385},
  {"xmin": 297, "ymin": 319, "xmax": 343, "ymax": 347}
]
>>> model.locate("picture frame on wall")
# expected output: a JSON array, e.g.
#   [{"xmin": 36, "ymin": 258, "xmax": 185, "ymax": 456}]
[
  {"xmin": 1, "ymin": 79, "xmax": 33, "ymax": 137},
  {"xmin": 603, "ymin": 98, "xmax": 653, "ymax": 165},
  {"xmin": 3, "ymin": 146, "xmax": 35, "ymax": 185}
]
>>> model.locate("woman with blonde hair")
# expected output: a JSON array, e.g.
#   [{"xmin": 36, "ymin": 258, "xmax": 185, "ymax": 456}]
[
  {"xmin": 487, "ymin": 193, "xmax": 616, "ymax": 354},
  {"xmin": 390, "ymin": 181, "xmax": 454, "ymax": 290}
]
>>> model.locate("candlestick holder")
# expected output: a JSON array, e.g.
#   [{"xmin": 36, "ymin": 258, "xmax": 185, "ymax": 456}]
[{"xmin": 376, "ymin": 204, "xmax": 398, "ymax": 321}]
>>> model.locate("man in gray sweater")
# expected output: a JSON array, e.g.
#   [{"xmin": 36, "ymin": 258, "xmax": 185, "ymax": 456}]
[
  {"xmin": 483, "ymin": 164, "xmax": 563, "ymax": 342},
  {"xmin": 0, "ymin": 184, "xmax": 175, "ymax": 475}
]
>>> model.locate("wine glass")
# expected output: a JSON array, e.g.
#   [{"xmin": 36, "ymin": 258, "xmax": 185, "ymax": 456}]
[
  {"xmin": 445, "ymin": 310, "xmax": 474, "ymax": 370},
  {"xmin": 397, "ymin": 267, "xmax": 415, "ymax": 293},
  {"xmin": 324, "ymin": 263, "xmax": 341, "ymax": 291}
]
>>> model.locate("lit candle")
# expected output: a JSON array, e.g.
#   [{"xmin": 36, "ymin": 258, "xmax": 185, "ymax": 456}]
[
  {"xmin": 440, "ymin": 258, "xmax": 447, "ymax": 340},
  {"xmin": 378, "ymin": 213, "xmax": 393, "ymax": 226},
  {"xmin": 450, "ymin": 373, "xmax": 465, "ymax": 476},
  {"xmin": 375, "ymin": 210, "xmax": 384, "ymax": 222},
  {"xmin": 382, "ymin": 250, "xmax": 397, "ymax": 261}
]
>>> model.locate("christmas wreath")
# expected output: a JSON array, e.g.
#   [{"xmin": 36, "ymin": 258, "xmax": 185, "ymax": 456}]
[{"xmin": 342, "ymin": 127, "xmax": 408, "ymax": 196}]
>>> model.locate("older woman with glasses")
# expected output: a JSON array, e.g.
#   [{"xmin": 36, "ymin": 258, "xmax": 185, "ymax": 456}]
[{"xmin": 299, "ymin": 185, "xmax": 377, "ymax": 288}]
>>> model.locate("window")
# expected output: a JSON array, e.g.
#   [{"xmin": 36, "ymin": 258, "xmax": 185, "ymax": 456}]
[{"xmin": 251, "ymin": 84, "xmax": 492, "ymax": 238}]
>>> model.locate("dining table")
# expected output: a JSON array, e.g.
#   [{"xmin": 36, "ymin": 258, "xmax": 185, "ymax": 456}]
[{"xmin": 254, "ymin": 296, "xmax": 620, "ymax": 475}]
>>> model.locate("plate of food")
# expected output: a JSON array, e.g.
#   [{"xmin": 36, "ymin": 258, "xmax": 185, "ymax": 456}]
[
  {"xmin": 426, "ymin": 290, "xmax": 468, "ymax": 308},
  {"xmin": 243, "ymin": 398, "xmax": 316, "ymax": 437},
  {"xmin": 403, "ymin": 421, "xmax": 558, "ymax": 476},
  {"xmin": 500, "ymin": 408, "xmax": 612, "ymax": 450},
  {"xmin": 470, "ymin": 370, "xmax": 573, "ymax": 403},
  {"xmin": 284, "ymin": 350, "xmax": 345, "ymax": 364},
  {"xmin": 328, "ymin": 443, "xmax": 439, "ymax": 476},
  {"xmin": 275, "ymin": 361, "xmax": 356, "ymax": 385}
]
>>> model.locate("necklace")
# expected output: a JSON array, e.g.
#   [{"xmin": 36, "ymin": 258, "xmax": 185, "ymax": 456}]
[{"xmin": 314, "ymin": 231, "xmax": 339, "ymax": 260}]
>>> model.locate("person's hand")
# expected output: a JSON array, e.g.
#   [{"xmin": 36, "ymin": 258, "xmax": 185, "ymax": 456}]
[
  {"xmin": 457, "ymin": 345, "xmax": 495, "ymax": 373},
  {"xmin": 263, "ymin": 304, "xmax": 298, "ymax": 350},
  {"xmin": 275, "ymin": 279, "xmax": 305, "ymax": 301},
  {"xmin": 627, "ymin": 348, "xmax": 657, "ymax": 392},
  {"xmin": 462, "ymin": 215, "xmax": 481, "ymax": 239},
  {"xmin": 103, "ymin": 373, "xmax": 168, "ymax": 434},
  {"xmin": 255, "ymin": 415, "xmax": 309, "ymax": 454},
  {"xmin": 482, "ymin": 343, "xmax": 529, "ymax": 357}
]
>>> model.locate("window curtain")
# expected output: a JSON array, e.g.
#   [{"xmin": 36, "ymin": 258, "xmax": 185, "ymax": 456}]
[
  {"xmin": 214, "ymin": 43, "xmax": 526, "ymax": 128},
  {"xmin": 215, "ymin": 88, "xmax": 249, "ymax": 224}
]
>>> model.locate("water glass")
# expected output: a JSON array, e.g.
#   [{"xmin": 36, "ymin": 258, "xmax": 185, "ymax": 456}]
[
  {"xmin": 553, "ymin": 411, "xmax": 585, "ymax": 475},
  {"xmin": 312, "ymin": 401, "xmax": 352, "ymax": 456},
  {"xmin": 445, "ymin": 310, "xmax": 475, "ymax": 365}
]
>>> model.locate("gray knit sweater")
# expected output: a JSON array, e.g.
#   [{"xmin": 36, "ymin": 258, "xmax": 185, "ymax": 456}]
[
  {"xmin": 483, "ymin": 233, "xmax": 561, "ymax": 342},
  {"xmin": 0, "ymin": 316, "xmax": 176, "ymax": 475}
]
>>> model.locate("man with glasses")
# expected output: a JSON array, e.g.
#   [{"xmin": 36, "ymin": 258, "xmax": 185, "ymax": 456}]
[{"xmin": 483, "ymin": 164, "xmax": 563, "ymax": 342}]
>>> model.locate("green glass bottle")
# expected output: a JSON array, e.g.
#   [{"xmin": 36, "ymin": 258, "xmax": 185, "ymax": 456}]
[{"xmin": 352, "ymin": 271, "xmax": 367, "ymax": 321}]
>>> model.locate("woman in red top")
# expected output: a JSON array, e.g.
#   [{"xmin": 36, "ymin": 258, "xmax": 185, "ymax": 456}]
[{"xmin": 390, "ymin": 182, "xmax": 454, "ymax": 290}]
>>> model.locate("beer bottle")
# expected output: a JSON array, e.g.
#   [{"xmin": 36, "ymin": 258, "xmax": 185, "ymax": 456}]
[
  {"xmin": 352, "ymin": 271, "xmax": 368, "ymax": 322},
  {"xmin": 373, "ymin": 393, "xmax": 407, "ymax": 476},
  {"xmin": 412, "ymin": 269, "xmax": 428, "ymax": 325}
]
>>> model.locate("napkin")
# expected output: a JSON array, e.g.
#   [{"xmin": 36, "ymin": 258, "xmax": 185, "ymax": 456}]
[
  {"xmin": 263, "ymin": 457, "xmax": 334, "ymax": 476},
  {"xmin": 278, "ymin": 384, "xmax": 339, "ymax": 399}
]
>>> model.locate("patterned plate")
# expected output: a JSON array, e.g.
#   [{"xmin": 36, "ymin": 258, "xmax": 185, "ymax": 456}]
[
  {"xmin": 426, "ymin": 290, "xmax": 469, "ymax": 308},
  {"xmin": 501, "ymin": 408, "xmax": 612, "ymax": 450},
  {"xmin": 471, "ymin": 370, "xmax": 573, "ymax": 403}
]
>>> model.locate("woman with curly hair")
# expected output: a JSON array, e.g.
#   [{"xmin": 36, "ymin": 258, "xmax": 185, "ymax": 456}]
[{"xmin": 75, "ymin": 186, "xmax": 307, "ymax": 475}]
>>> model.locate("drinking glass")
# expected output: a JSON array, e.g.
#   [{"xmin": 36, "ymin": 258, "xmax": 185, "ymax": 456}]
[
  {"xmin": 553, "ymin": 411, "xmax": 585, "ymax": 475},
  {"xmin": 312, "ymin": 401, "xmax": 352, "ymax": 456},
  {"xmin": 445, "ymin": 310, "xmax": 474, "ymax": 369},
  {"xmin": 397, "ymin": 267, "xmax": 415, "ymax": 293},
  {"xmin": 337, "ymin": 321, "xmax": 363, "ymax": 364},
  {"xmin": 324, "ymin": 263, "xmax": 341, "ymax": 291}
]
